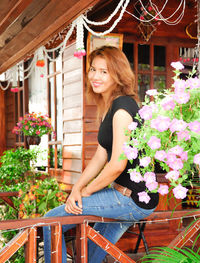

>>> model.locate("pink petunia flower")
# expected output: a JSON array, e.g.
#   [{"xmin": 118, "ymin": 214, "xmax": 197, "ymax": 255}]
[
  {"xmin": 171, "ymin": 61, "xmax": 184, "ymax": 70},
  {"xmin": 147, "ymin": 136, "xmax": 161, "ymax": 150},
  {"xmin": 138, "ymin": 191, "xmax": 151, "ymax": 204},
  {"xmin": 188, "ymin": 121, "xmax": 200, "ymax": 133},
  {"xmin": 180, "ymin": 151, "xmax": 188, "ymax": 161},
  {"xmin": 129, "ymin": 170, "xmax": 143, "ymax": 183},
  {"xmin": 168, "ymin": 158, "xmax": 183, "ymax": 171},
  {"xmin": 177, "ymin": 130, "xmax": 190, "ymax": 141},
  {"xmin": 173, "ymin": 92, "xmax": 190, "ymax": 104},
  {"xmin": 173, "ymin": 184, "xmax": 188, "ymax": 199},
  {"xmin": 170, "ymin": 119, "xmax": 187, "ymax": 133},
  {"xmin": 151, "ymin": 116, "xmax": 171, "ymax": 132},
  {"xmin": 128, "ymin": 122, "xmax": 138, "ymax": 131},
  {"xmin": 174, "ymin": 79, "xmax": 186, "ymax": 93},
  {"xmin": 193, "ymin": 153, "xmax": 200, "ymax": 166},
  {"xmin": 138, "ymin": 105, "xmax": 152, "ymax": 120},
  {"xmin": 158, "ymin": 184, "xmax": 169, "ymax": 195},
  {"xmin": 162, "ymin": 97, "xmax": 176, "ymax": 111},
  {"xmin": 168, "ymin": 145, "xmax": 184, "ymax": 156},
  {"xmin": 146, "ymin": 181, "xmax": 158, "ymax": 191},
  {"xmin": 165, "ymin": 170, "xmax": 180, "ymax": 181},
  {"xmin": 155, "ymin": 150, "xmax": 167, "ymax": 162},
  {"xmin": 139, "ymin": 156, "xmax": 151, "ymax": 167},
  {"xmin": 186, "ymin": 77, "xmax": 200, "ymax": 89},
  {"xmin": 123, "ymin": 143, "xmax": 138, "ymax": 160},
  {"xmin": 144, "ymin": 172, "xmax": 156, "ymax": 183}
]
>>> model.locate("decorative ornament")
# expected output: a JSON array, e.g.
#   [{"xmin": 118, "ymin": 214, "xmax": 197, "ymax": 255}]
[
  {"xmin": 36, "ymin": 47, "xmax": 45, "ymax": 67},
  {"xmin": 186, "ymin": 22, "xmax": 197, "ymax": 39},
  {"xmin": 137, "ymin": 3, "xmax": 161, "ymax": 41},
  {"xmin": 74, "ymin": 15, "xmax": 86, "ymax": 58},
  {"xmin": 138, "ymin": 21, "xmax": 156, "ymax": 41}
]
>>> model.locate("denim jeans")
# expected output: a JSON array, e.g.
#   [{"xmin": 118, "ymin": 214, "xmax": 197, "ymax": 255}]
[{"xmin": 43, "ymin": 187, "xmax": 155, "ymax": 263}]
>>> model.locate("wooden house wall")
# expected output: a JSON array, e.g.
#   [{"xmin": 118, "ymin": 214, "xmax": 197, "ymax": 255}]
[
  {"xmin": 5, "ymin": 91, "xmax": 15, "ymax": 150},
  {"xmin": 62, "ymin": 43, "xmax": 84, "ymax": 184}
]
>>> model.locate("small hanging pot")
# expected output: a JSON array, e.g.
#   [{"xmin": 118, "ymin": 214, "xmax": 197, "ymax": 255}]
[{"xmin": 26, "ymin": 136, "xmax": 41, "ymax": 145}]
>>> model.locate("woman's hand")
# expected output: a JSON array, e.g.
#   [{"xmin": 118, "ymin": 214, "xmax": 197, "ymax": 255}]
[
  {"xmin": 65, "ymin": 188, "xmax": 83, "ymax": 215},
  {"xmin": 81, "ymin": 187, "xmax": 91, "ymax": 197}
]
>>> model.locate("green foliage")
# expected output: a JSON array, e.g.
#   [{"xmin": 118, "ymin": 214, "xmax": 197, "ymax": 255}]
[
  {"xmin": 140, "ymin": 246, "xmax": 200, "ymax": 263},
  {"xmin": 0, "ymin": 147, "xmax": 66, "ymax": 262},
  {"xmin": 0, "ymin": 147, "xmax": 40, "ymax": 186}
]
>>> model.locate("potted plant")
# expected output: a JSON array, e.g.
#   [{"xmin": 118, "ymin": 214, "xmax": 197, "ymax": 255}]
[
  {"xmin": 12, "ymin": 112, "xmax": 54, "ymax": 145},
  {"xmin": 121, "ymin": 61, "xmax": 200, "ymax": 204}
]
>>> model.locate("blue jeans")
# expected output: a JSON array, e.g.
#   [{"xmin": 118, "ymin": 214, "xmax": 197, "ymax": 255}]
[{"xmin": 43, "ymin": 187, "xmax": 155, "ymax": 263}]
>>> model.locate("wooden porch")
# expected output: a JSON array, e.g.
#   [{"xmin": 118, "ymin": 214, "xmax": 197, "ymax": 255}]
[{"xmin": 0, "ymin": 210, "xmax": 200, "ymax": 262}]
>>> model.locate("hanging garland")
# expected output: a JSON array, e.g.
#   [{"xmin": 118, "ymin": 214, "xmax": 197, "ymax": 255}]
[{"xmin": 0, "ymin": 0, "xmax": 188, "ymax": 90}]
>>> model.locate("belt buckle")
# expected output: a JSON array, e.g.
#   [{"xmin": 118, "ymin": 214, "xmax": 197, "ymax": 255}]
[{"xmin": 122, "ymin": 187, "xmax": 127, "ymax": 196}]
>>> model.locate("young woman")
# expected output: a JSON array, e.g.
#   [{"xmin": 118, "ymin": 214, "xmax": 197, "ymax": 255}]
[{"xmin": 43, "ymin": 46, "xmax": 159, "ymax": 262}]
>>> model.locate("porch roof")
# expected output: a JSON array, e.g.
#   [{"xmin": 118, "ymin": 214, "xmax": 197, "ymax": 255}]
[{"xmin": 0, "ymin": 0, "xmax": 103, "ymax": 74}]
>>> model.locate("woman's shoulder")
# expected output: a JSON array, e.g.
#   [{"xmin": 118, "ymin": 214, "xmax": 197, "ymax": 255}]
[{"xmin": 112, "ymin": 95, "xmax": 139, "ymax": 113}]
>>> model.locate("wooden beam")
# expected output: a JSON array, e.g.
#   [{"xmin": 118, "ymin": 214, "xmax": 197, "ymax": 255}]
[
  {"xmin": 0, "ymin": 0, "xmax": 50, "ymax": 48},
  {"xmin": 168, "ymin": 218, "xmax": 200, "ymax": 248},
  {"xmin": 0, "ymin": 0, "xmax": 34, "ymax": 36},
  {"xmin": 86, "ymin": 225, "xmax": 136, "ymax": 263},
  {"xmin": 0, "ymin": 229, "xmax": 28, "ymax": 262},
  {"xmin": 0, "ymin": 0, "xmax": 101, "ymax": 74}
]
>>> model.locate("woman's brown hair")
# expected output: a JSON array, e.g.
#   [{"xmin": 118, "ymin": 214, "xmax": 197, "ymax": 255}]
[{"xmin": 87, "ymin": 45, "xmax": 135, "ymax": 119}]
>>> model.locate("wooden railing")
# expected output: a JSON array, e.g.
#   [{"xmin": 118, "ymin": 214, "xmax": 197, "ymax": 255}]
[{"xmin": 0, "ymin": 210, "xmax": 200, "ymax": 263}]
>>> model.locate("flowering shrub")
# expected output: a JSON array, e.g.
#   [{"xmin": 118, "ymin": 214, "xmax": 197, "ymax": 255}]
[
  {"xmin": 12, "ymin": 112, "xmax": 54, "ymax": 137},
  {"xmin": 121, "ymin": 62, "xmax": 200, "ymax": 204},
  {"xmin": 15, "ymin": 177, "xmax": 67, "ymax": 219}
]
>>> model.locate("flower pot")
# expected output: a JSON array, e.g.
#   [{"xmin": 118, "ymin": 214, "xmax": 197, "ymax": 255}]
[{"xmin": 26, "ymin": 136, "xmax": 41, "ymax": 145}]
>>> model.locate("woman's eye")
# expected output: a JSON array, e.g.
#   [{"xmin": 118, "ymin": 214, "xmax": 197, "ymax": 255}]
[
  {"xmin": 89, "ymin": 67, "xmax": 95, "ymax": 72},
  {"xmin": 102, "ymin": 70, "xmax": 107, "ymax": 74}
]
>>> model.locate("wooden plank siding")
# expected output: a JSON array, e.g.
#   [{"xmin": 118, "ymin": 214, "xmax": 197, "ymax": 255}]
[
  {"xmin": 5, "ymin": 90, "xmax": 15, "ymax": 149},
  {"xmin": 62, "ymin": 43, "xmax": 83, "ymax": 184}
]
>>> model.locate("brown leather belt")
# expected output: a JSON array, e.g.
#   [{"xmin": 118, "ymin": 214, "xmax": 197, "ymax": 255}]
[{"xmin": 112, "ymin": 182, "xmax": 132, "ymax": 197}]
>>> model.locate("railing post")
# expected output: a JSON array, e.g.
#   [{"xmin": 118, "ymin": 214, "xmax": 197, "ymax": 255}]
[
  {"xmin": 51, "ymin": 224, "xmax": 62, "ymax": 263},
  {"xmin": 76, "ymin": 223, "xmax": 88, "ymax": 263},
  {"xmin": 25, "ymin": 227, "xmax": 37, "ymax": 263}
]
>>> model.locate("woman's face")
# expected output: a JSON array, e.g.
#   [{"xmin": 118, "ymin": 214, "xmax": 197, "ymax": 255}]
[{"xmin": 88, "ymin": 56, "xmax": 115, "ymax": 99}]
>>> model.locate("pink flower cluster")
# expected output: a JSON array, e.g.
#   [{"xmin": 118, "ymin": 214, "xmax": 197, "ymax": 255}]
[
  {"xmin": 123, "ymin": 61, "xmax": 200, "ymax": 205},
  {"xmin": 74, "ymin": 49, "xmax": 86, "ymax": 59}
]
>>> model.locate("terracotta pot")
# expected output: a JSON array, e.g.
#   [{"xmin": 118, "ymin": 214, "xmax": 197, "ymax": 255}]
[{"xmin": 26, "ymin": 136, "xmax": 41, "ymax": 145}]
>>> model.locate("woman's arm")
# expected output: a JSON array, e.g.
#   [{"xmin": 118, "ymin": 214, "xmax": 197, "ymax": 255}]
[
  {"xmin": 65, "ymin": 143, "xmax": 107, "ymax": 214},
  {"xmin": 83, "ymin": 109, "xmax": 132, "ymax": 195}
]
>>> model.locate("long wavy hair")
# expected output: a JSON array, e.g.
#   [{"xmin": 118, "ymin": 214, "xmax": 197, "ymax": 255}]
[{"xmin": 87, "ymin": 45, "xmax": 136, "ymax": 120}]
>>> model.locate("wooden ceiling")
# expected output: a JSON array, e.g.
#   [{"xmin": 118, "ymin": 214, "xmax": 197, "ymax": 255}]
[{"xmin": 0, "ymin": 0, "xmax": 102, "ymax": 74}]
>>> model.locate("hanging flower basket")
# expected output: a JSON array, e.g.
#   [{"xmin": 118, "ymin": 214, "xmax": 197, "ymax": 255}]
[
  {"xmin": 12, "ymin": 112, "xmax": 54, "ymax": 138},
  {"xmin": 26, "ymin": 136, "xmax": 41, "ymax": 145}
]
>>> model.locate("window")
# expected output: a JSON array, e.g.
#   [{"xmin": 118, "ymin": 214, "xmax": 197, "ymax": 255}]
[{"xmin": 123, "ymin": 43, "xmax": 166, "ymax": 104}]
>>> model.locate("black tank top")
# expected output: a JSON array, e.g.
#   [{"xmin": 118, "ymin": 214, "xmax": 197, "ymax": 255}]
[{"xmin": 98, "ymin": 96, "xmax": 159, "ymax": 209}]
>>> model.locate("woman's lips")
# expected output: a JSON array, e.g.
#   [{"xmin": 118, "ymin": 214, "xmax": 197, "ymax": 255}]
[{"xmin": 92, "ymin": 82, "xmax": 102, "ymax": 87}]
